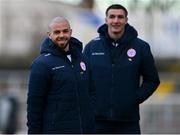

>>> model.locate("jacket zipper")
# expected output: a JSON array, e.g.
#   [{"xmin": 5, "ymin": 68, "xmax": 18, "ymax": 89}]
[
  {"xmin": 71, "ymin": 62, "xmax": 83, "ymax": 133},
  {"xmin": 110, "ymin": 63, "xmax": 115, "ymax": 118}
]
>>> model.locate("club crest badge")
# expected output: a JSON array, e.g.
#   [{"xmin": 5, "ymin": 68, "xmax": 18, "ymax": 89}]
[
  {"xmin": 127, "ymin": 48, "xmax": 136, "ymax": 58},
  {"xmin": 80, "ymin": 61, "xmax": 86, "ymax": 71}
]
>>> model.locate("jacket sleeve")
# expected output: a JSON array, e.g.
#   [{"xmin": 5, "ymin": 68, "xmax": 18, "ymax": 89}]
[
  {"xmin": 83, "ymin": 43, "xmax": 91, "ymax": 64},
  {"xmin": 83, "ymin": 43, "xmax": 96, "ymax": 109},
  {"xmin": 27, "ymin": 60, "xmax": 51, "ymax": 133},
  {"xmin": 136, "ymin": 43, "xmax": 160, "ymax": 104}
]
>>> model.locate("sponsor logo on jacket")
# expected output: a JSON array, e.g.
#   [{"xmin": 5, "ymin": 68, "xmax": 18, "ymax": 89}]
[
  {"xmin": 52, "ymin": 65, "xmax": 65, "ymax": 70},
  {"xmin": 91, "ymin": 52, "xmax": 105, "ymax": 56}
]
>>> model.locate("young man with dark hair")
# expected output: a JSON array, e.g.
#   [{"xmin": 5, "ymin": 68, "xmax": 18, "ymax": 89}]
[{"xmin": 84, "ymin": 4, "xmax": 160, "ymax": 134}]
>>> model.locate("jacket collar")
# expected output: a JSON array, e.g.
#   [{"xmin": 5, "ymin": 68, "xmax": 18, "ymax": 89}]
[
  {"xmin": 97, "ymin": 23, "xmax": 138, "ymax": 45},
  {"xmin": 40, "ymin": 37, "xmax": 83, "ymax": 58}
]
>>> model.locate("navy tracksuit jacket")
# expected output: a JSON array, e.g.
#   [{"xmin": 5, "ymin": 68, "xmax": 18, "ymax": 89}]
[
  {"xmin": 83, "ymin": 23, "xmax": 160, "ymax": 121},
  {"xmin": 27, "ymin": 37, "xmax": 95, "ymax": 134}
]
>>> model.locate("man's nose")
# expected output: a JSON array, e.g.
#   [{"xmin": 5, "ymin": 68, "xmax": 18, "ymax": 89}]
[
  {"xmin": 59, "ymin": 32, "xmax": 64, "ymax": 37},
  {"xmin": 113, "ymin": 17, "xmax": 119, "ymax": 22}
]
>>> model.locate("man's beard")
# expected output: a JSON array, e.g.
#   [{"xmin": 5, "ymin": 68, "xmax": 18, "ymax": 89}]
[
  {"xmin": 56, "ymin": 37, "xmax": 68, "ymax": 48},
  {"xmin": 58, "ymin": 42, "xmax": 68, "ymax": 50}
]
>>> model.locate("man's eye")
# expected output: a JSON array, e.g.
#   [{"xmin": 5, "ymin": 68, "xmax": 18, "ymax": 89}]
[
  {"xmin": 54, "ymin": 31, "xmax": 60, "ymax": 34},
  {"xmin": 109, "ymin": 15, "xmax": 115, "ymax": 19},
  {"xmin": 118, "ymin": 15, "xmax": 125, "ymax": 19},
  {"xmin": 63, "ymin": 29, "xmax": 69, "ymax": 33}
]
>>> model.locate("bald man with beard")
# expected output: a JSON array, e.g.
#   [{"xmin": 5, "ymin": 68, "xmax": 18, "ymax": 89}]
[{"xmin": 27, "ymin": 17, "xmax": 95, "ymax": 134}]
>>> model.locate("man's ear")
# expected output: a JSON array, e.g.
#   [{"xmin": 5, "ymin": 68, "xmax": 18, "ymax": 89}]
[
  {"xmin": 125, "ymin": 17, "xmax": 128, "ymax": 24},
  {"xmin": 105, "ymin": 17, "xmax": 107, "ymax": 24},
  {"xmin": 47, "ymin": 32, "xmax": 51, "ymax": 39},
  {"xmin": 70, "ymin": 29, "xmax": 72, "ymax": 36}
]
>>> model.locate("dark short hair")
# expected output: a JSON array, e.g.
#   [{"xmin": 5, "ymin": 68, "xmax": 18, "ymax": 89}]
[{"xmin": 105, "ymin": 4, "xmax": 128, "ymax": 17}]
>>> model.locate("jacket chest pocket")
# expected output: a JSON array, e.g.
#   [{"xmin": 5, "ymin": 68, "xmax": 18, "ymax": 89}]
[
  {"xmin": 78, "ymin": 68, "xmax": 88, "ymax": 82},
  {"xmin": 117, "ymin": 54, "xmax": 140, "ymax": 69},
  {"xmin": 52, "ymin": 66, "xmax": 75, "ymax": 83}
]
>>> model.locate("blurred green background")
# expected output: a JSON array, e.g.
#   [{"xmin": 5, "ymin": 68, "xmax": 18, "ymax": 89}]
[{"xmin": 0, "ymin": 0, "xmax": 180, "ymax": 134}]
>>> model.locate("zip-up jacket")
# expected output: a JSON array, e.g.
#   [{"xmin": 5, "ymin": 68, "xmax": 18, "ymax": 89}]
[
  {"xmin": 83, "ymin": 24, "xmax": 160, "ymax": 121},
  {"xmin": 27, "ymin": 37, "xmax": 94, "ymax": 134}
]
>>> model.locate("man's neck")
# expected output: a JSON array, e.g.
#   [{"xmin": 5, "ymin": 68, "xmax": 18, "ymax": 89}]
[
  {"xmin": 108, "ymin": 27, "xmax": 125, "ymax": 41},
  {"xmin": 64, "ymin": 44, "xmax": 69, "ymax": 52},
  {"xmin": 109, "ymin": 32, "xmax": 123, "ymax": 41}
]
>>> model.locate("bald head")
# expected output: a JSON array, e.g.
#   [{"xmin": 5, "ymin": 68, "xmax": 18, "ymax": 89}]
[
  {"xmin": 48, "ymin": 16, "xmax": 71, "ymax": 32},
  {"xmin": 47, "ymin": 16, "xmax": 72, "ymax": 52}
]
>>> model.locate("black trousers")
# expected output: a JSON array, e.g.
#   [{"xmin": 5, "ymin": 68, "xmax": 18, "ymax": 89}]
[{"xmin": 95, "ymin": 120, "xmax": 141, "ymax": 134}]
